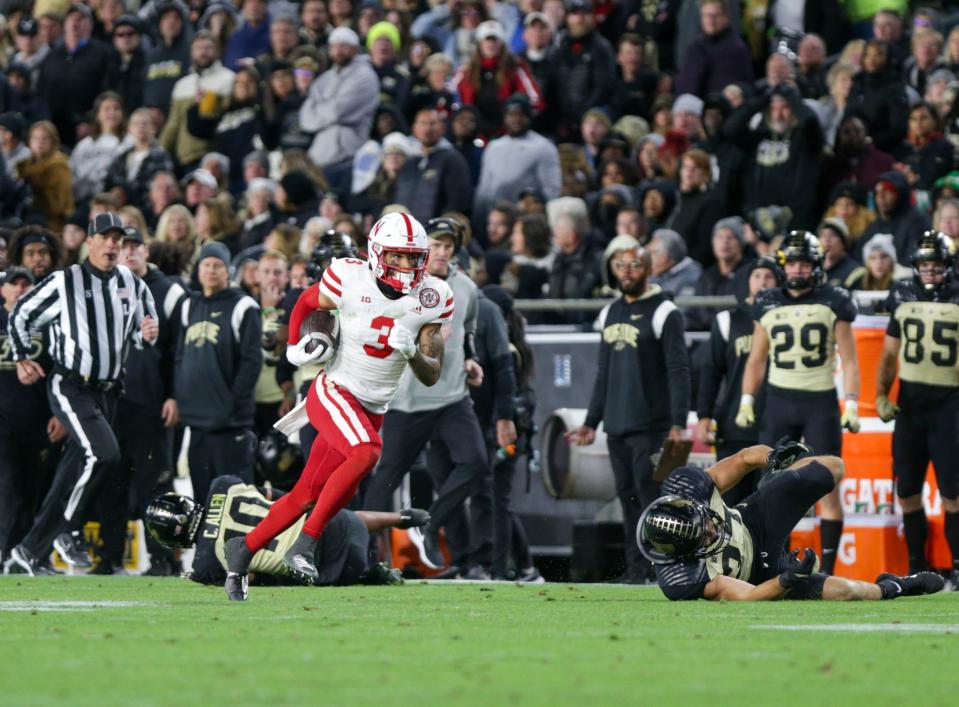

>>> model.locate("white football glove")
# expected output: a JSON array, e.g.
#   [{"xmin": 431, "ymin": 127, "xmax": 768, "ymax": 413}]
[
  {"xmin": 735, "ymin": 394, "xmax": 756, "ymax": 428},
  {"xmin": 387, "ymin": 325, "xmax": 417, "ymax": 360},
  {"xmin": 286, "ymin": 333, "xmax": 334, "ymax": 367}
]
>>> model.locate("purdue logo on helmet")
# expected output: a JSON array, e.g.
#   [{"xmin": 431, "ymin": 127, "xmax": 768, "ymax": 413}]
[
  {"xmin": 911, "ymin": 230, "xmax": 955, "ymax": 293},
  {"xmin": 144, "ymin": 493, "xmax": 204, "ymax": 549},
  {"xmin": 636, "ymin": 495, "xmax": 732, "ymax": 563},
  {"xmin": 777, "ymin": 230, "xmax": 824, "ymax": 290}
]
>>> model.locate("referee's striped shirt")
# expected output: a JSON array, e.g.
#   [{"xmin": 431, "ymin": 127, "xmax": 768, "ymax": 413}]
[{"xmin": 8, "ymin": 262, "xmax": 157, "ymax": 381}]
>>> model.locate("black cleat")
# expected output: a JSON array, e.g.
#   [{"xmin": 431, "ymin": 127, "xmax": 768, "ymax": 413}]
[
  {"xmin": 397, "ymin": 508, "xmax": 430, "ymax": 529},
  {"xmin": 5, "ymin": 545, "xmax": 58, "ymax": 576},
  {"xmin": 53, "ymin": 531, "xmax": 93, "ymax": 568},
  {"xmin": 408, "ymin": 525, "xmax": 445, "ymax": 569},
  {"xmin": 877, "ymin": 571, "xmax": 945, "ymax": 596},
  {"xmin": 283, "ymin": 533, "xmax": 319, "ymax": 585},
  {"xmin": 946, "ymin": 569, "xmax": 959, "ymax": 592},
  {"xmin": 224, "ymin": 572, "xmax": 249, "ymax": 601}
]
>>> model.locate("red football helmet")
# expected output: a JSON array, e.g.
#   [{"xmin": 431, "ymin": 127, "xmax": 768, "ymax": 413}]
[{"xmin": 367, "ymin": 211, "xmax": 430, "ymax": 294}]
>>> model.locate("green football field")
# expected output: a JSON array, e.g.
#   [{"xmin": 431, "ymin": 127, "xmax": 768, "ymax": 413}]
[{"xmin": 1, "ymin": 577, "xmax": 956, "ymax": 706}]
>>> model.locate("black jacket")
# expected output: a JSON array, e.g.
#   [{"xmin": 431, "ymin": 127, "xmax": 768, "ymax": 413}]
[
  {"xmin": 394, "ymin": 143, "xmax": 473, "ymax": 224},
  {"xmin": 143, "ymin": 33, "xmax": 191, "ymax": 114},
  {"xmin": 666, "ymin": 187, "xmax": 726, "ymax": 268},
  {"xmin": 725, "ymin": 85, "xmax": 824, "ymax": 228},
  {"xmin": 586, "ymin": 286, "xmax": 690, "ymax": 435},
  {"xmin": 469, "ymin": 295, "xmax": 515, "ymax": 426},
  {"xmin": 696, "ymin": 303, "xmax": 764, "ymax": 443},
  {"xmin": 547, "ymin": 239, "xmax": 603, "ymax": 325},
  {"xmin": 824, "ymin": 254, "xmax": 864, "ymax": 290},
  {"xmin": 549, "ymin": 30, "xmax": 615, "ymax": 137},
  {"xmin": 39, "ymin": 39, "xmax": 119, "ymax": 146},
  {"xmin": 186, "ymin": 100, "xmax": 263, "ymax": 195},
  {"xmin": 855, "ymin": 170, "xmax": 931, "ymax": 265},
  {"xmin": 0, "ymin": 307, "xmax": 52, "ymax": 440},
  {"xmin": 104, "ymin": 144, "xmax": 175, "ymax": 213},
  {"xmin": 848, "ymin": 68, "xmax": 909, "ymax": 153},
  {"xmin": 121, "ymin": 266, "xmax": 187, "ymax": 412},
  {"xmin": 114, "ymin": 48, "xmax": 147, "ymax": 112},
  {"xmin": 175, "ymin": 287, "xmax": 262, "ymax": 429}
]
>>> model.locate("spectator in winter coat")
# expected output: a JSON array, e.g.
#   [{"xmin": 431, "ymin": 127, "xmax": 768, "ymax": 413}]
[
  {"xmin": 69, "ymin": 92, "xmax": 126, "ymax": 207},
  {"xmin": 666, "ymin": 148, "xmax": 725, "ymax": 269},
  {"xmin": 546, "ymin": 211, "xmax": 602, "ymax": 324},
  {"xmin": 855, "ymin": 170, "xmax": 930, "ymax": 265},
  {"xmin": 455, "ymin": 20, "xmax": 543, "ymax": 137},
  {"xmin": 847, "ymin": 41, "xmax": 909, "ymax": 153},
  {"xmin": 160, "ymin": 31, "xmax": 236, "ymax": 170},
  {"xmin": 17, "ymin": 121, "xmax": 74, "ymax": 232},
  {"xmin": 300, "ymin": 27, "xmax": 379, "ymax": 170},
  {"xmin": 394, "ymin": 108, "xmax": 474, "ymax": 224},
  {"xmin": 38, "ymin": 4, "xmax": 119, "ymax": 147},
  {"xmin": 674, "ymin": 0, "xmax": 753, "ymax": 98},
  {"xmin": 609, "ymin": 33, "xmax": 661, "ymax": 122},
  {"xmin": 819, "ymin": 114, "xmax": 895, "ymax": 207},
  {"xmin": 519, "ymin": 12, "xmax": 555, "ymax": 134},
  {"xmin": 473, "ymin": 94, "xmax": 560, "ymax": 224},
  {"xmin": 648, "ymin": 227, "xmax": 702, "ymax": 299},
  {"xmin": 685, "ymin": 216, "xmax": 751, "ymax": 331},
  {"xmin": 796, "ymin": 33, "xmax": 828, "ymax": 100},
  {"xmin": 224, "ymin": 0, "xmax": 272, "ymax": 71},
  {"xmin": 903, "ymin": 28, "xmax": 946, "ymax": 98},
  {"xmin": 725, "ymin": 84, "xmax": 823, "ymax": 229},
  {"xmin": 12, "ymin": 18, "xmax": 50, "ymax": 94},
  {"xmin": 143, "ymin": 2, "xmax": 193, "ymax": 115},
  {"xmin": 367, "ymin": 21, "xmax": 412, "ymax": 117},
  {"xmin": 104, "ymin": 108, "xmax": 175, "ymax": 212},
  {"xmin": 112, "ymin": 15, "xmax": 147, "ymax": 112},
  {"xmin": 186, "ymin": 66, "xmax": 266, "ymax": 195},
  {"xmin": 893, "ymin": 102, "xmax": 956, "ymax": 193},
  {"xmin": 548, "ymin": 0, "xmax": 615, "ymax": 141}
]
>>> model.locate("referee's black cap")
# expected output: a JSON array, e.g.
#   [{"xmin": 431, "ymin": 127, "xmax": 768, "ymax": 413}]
[{"xmin": 89, "ymin": 212, "xmax": 125, "ymax": 237}]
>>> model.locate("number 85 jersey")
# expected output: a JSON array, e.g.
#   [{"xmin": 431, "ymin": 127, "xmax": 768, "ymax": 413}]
[
  {"xmin": 318, "ymin": 258, "xmax": 454, "ymax": 413},
  {"xmin": 752, "ymin": 285, "xmax": 857, "ymax": 392},
  {"xmin": 885, "ymin": 280, "xmax": 959, "ymax": 408}
]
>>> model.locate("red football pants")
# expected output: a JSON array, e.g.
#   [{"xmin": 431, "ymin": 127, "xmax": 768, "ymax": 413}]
[{"xmin": 245, "ymin": 375, "xmax": 383, "ymax": 553}]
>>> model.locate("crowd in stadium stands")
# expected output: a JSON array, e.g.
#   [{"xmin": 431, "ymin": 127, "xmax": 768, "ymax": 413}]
[{"xmin": 1, "ymin": 0, "xmax": 958, "ymax": 579}]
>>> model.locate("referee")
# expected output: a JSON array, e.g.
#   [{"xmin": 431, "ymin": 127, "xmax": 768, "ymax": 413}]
[{"xmin": 5, "ymin": 213, "xmax": 158, "ymax": 576}]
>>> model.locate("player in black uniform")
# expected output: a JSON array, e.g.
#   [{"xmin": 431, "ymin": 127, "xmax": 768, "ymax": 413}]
[
  {"xmin": 639, "ymin": 440, "xmax": 944, "ymax": 601},
  {"xmin": 737, "ymin": 231, "xmax": 861, "ymax": 575},
  {"xmin": 876, "ymin": 231, "xmax": 959, "ymax": 586},
  {"xmin": 696, "ymin": 256, "xmax": 783, "ymax": 505},
  {"xmin": 144, "ymin": 476, "xmax": 430, "ymax": 600}
]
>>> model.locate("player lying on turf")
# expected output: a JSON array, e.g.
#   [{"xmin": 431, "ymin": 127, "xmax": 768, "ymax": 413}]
[
  {"xmin": 638, "ymin": 438, "xmax": 945, "ymax": 601},
  {"xmin": 144, "ymin": 476, "xmax": 429, "ymax": 597}
]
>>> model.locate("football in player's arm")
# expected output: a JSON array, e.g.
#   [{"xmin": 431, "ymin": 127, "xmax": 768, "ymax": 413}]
[
  {"xmin": 640, "ymin": 439, "xmax": 944, "ymax": 601},
  {"xmin": 875, "ymin": 231, "xmax": 959, "ymax": 583}
]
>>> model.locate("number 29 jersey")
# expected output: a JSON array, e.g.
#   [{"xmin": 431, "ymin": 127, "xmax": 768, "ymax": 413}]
[
  {"xmin": 752, "ymin": 285, "xmax": 857, "ymax": 393},
  {"xmin": 318, "ymin": 258, "xmax": 454, "ymax": 413},
  {"xmin": 885, "ymin": 280, "xmax": 959, "ymax": 408}
]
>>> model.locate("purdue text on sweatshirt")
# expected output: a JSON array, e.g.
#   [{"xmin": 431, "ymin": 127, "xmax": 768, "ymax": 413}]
[
  {"xmin": 585, "ymin": 285, "xmax": 690, "ymax": 436},
  {"xmin": 175, "ymin": 288, "xmax": 261, "ymax": 429}
]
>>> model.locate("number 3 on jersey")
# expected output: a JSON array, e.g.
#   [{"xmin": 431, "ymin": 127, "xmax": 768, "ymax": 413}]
[{"xmin": 364, "ymin": 316, "xmax": 395, "ymax": 358}]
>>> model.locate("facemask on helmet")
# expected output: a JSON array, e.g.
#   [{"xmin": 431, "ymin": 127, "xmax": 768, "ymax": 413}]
[
  {"xmin": 144, "ymin": 493, "xmax": 204, "ymax": 549},
  {"xmin": 367, "ymin": 212, "xmax": 430, "ymax": 294},
  {"xmin": 637, "ymin": 495, "xmax": 732, "ymax": 564},
  {"xmin": 777, "ymin": 230, "xmax": 824, "ymax": 290},
  {"xmin": 911, "ymin": 230, "xmax": 955, "ymax": 294}
]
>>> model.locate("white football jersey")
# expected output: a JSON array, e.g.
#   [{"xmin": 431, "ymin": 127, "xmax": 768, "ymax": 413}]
[{"xmin": 317, "ymin": 257, "xmax": 454, "ymax": 413}]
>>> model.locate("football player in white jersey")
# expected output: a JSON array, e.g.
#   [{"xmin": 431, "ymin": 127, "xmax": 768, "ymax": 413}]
[{"xmin": 222, "ymin": 212, "xmax": 454, "ymax": 600}]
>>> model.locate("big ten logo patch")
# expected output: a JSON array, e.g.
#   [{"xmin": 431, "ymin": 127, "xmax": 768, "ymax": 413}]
[
  {"xmin": 419, "ymin": 287, "xmax": 440, "ymax": 308},
  {"xmin": 185, "ymin": 320, "xmax": 220, "ymax": 347}
]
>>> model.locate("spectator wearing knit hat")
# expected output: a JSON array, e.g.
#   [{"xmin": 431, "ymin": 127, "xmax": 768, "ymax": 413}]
[
  {"xmin": 850, "ymin": 232, "xmax": 911, "ymax": 296},
  {"xmin": 367, "ymin": 20, "xmax": 412, "ymax": 116},
  {"xmin": 819, "ymin": 217, "xmax": 864, "ymax": 290},
  {"xmin": 174, "ymin": 239, "xmax": 261, "ymax": 504},
  {"xmin": 300, "ymin": 26, "xmax": 379, "ymax": 176},
  {"xmin": 686, "ymin": 216, "xmax": 752, "ymax": 331}
]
